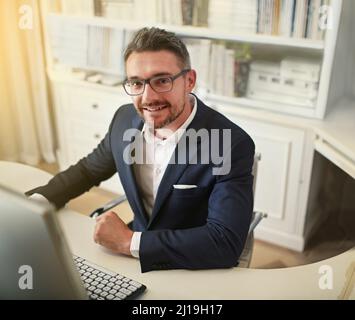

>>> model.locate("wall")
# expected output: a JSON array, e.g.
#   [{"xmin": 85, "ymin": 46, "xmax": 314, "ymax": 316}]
[{"xmin": 351, "ymin": 1, "xmax": 355, "ymax": 98}]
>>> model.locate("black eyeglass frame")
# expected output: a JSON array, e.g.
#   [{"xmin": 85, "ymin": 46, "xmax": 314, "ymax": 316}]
[{"xmin": 122, "ymin": 69, "xmax": 191, "ymax": 96}]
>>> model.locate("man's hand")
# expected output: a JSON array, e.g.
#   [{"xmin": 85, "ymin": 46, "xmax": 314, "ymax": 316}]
[{"xmin": 93, "ymin": 211, "xmax": 133, "ymax": 256}]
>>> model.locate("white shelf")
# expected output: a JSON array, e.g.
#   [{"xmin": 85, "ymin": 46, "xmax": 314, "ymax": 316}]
[
  {"xmin": 47, "ymin": 69, "xmax": 127, "ymax": 96},
  {"xmin": 206, "ymin": 93, "xmax": 317, "ymax": 119},
  {"xmin": 47, "ymin": 13, "xmax": 325, "ymax": 50}
]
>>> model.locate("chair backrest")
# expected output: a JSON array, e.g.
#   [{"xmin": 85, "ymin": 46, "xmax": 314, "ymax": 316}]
[{"xmin": 238, "ymin": 153, "xmax": 266, "ymax": 268}]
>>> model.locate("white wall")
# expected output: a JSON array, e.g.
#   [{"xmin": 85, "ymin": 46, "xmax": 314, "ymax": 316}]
[
  {"xmin": 351, "ymin": 1, "xmax": 355, "ymax": 98},
  {"xmin": 352, "ymin": 39, "xmax": 355, "ymax": 97}
]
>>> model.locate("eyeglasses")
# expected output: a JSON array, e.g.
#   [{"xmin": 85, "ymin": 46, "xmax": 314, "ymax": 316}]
[{"xmin": 123, "ymin": 69, "xmax": 190, "ymax": 96}]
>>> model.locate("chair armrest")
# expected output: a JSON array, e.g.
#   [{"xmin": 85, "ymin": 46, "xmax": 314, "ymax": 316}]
[
  {"xmin": 89, "ymin": 194, "xmax": 128, "ymax": 218},
  {"xmin": 248, "ymin": 211, "xmax": 267, "ymax": 234}
]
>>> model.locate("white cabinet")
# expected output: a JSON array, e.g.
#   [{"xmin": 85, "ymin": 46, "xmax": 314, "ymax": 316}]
[
  {"xmin": 51, "ymin": 79, "xmax": 128, "ymax": 194},
  {"xmin": 221, "ymin": 111, "xmax": 312, "ymax": 250}
]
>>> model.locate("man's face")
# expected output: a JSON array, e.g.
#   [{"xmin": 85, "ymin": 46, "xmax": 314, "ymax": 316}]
[{"xmin": 125, "ymin": 50, "xmax": 195, "ymax": 129}]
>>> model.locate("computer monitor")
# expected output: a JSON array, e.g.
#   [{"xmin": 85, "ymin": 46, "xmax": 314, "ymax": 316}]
[{"xmin": 0, "ymin": 184, "xmax": 87, "ymax": 299}]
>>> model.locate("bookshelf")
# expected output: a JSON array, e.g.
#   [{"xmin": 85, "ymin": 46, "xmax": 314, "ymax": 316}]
[
  {"xmin": 43, "ymin": 0, "xmax": 343, "ymax": 120},
  {"xmin": 40, "ymin": 0, "xmax": 355, "ymax": 251},
  {"xmin": 46, "ymin": 13, "xmax": 325, "ymax": 50}
]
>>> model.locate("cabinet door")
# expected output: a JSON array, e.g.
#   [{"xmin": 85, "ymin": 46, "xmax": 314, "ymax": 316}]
[{"xmin": 223, "ymin": 113, "xmax": 306, "ymax": 249}]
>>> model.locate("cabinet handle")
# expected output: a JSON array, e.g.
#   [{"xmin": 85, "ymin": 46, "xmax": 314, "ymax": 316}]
[
  {"xmin": 92, "ymin": 104, "xmax": 99, "ymax": 109},
  {"xmin": 94, "ymin": 133, "xmax": 101, "ymax": 139}
]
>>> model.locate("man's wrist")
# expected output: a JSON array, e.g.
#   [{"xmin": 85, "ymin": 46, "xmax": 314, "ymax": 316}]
[
  {"xmin": 130, "ymin": 232, "xmax": 142, "ymax": 258},
  {"xmin": 124, "ymin": 230, "xmax": 134, "ymax": 256}
]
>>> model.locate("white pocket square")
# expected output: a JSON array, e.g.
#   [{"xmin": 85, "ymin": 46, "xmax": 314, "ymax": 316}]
[{"xmin": 173, "ymin": 184, "xmax": 198, "ymax": 189}]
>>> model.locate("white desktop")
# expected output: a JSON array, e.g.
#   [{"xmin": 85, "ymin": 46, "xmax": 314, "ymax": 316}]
[{"xmin": 0, "ymin": 161, "xmax": 354, "ymax": 300}]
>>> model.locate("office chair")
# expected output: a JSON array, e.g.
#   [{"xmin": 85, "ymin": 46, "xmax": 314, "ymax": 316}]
[
  {"xmin": 90, "ymin": 153, "xmax": 266, "ymax": 268},
  {"xmin": 237, "ymin": 153, "xmax": 267, "ymax": 268}
]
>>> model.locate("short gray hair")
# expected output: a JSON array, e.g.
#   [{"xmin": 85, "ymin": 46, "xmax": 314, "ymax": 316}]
[{"xmin": 124, "ymin": 27, "xmax": 191, "ymax": 69}]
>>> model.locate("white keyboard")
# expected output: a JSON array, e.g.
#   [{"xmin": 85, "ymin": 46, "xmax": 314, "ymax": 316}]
[{"xmin": 73, "ymin": 255, "xmax": 146, "ymax": 300}]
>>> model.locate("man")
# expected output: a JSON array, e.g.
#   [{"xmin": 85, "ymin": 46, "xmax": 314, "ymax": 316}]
[{"xmin": 27, "ymin": 27, "xmax": 255, "ymax": 273}]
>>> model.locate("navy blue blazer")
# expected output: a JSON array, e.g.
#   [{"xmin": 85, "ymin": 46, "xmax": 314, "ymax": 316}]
[{"xmin": 27, "ymin": 95, "xmax": 255, "ymax": 272}]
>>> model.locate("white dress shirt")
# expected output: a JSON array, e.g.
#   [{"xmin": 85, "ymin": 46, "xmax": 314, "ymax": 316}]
[{"xmin": 130, "ymin": 95, "xmax": 197, "ymax": 258}]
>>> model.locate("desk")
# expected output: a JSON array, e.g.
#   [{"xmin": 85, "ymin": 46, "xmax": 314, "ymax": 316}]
[{"xmin": 0, "ymin": 161, "xmax": 354, "ymax": 300}]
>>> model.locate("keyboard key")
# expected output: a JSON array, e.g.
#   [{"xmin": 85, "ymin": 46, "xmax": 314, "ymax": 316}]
[
  {"xmin": 115, "ymin": 280, "xmax": 123, "ymax": 286},
  {"xmin": 106, "ymin": 294, "xmax": 115, "ymax": 300},
  {"xmin": 115, "ymin": 292, "xmax": 127, "ymax": 299},
  {"xmin": 85, "ymin": 278, "xmax": 93, "ymax": 284},
  {"xmin": 128, "ymin": 285, "xmax": 137, "ymax": 292},
  {"xmin": 107, "ymin": 282, "xmax": 115, "ymax": 288},
  {"xmin": 109, "ymin": 289, "xmax": 117, "ymax": 295},
  {"xmin": 129, "ymin": 280, "xmax": 142, "ymax": 288},
  {"xmin": 103, "ymin": 286, "xmax": 111, "ymax": 292},
  {"xmin": 119, "ymin": 288, "xmax": 131, "ymax": 295},
  {"xmin": 89, "ymin": 274, "xmax": 96, "ymax": 279},
  {"xmin": 92, "ymin": 270, "xmax": 99, "ymax": 275},
  {"xmin": 113, "ymin": 284, "xmax": 121, "ymax": 291},
  {"xmin": 90, "ymin": 294, "xmax": 98, "ymax": 300},
  {"xmin": 101, "ymin": 279, "xmax": 108, "ymax": 285},
  {"xmin": 95, "ymin": 277, "xmax": 103, "ymax": 282},
  {"xmin": 122, "ymin": 277, "xmax": 131, "ymax": 283},
  {"xmin": 88, "ymin": 286, "xmax": 96, "ymax": 292},
  {"xmin": 91, "ymin": 281, "xmax": 98, "ymax": 286},
  {"xmin": 87, "ymin": 268, "xmax": 93, "ymax": 272},
  {"xmin": 97, "ymin": 284, "xmax": 104, "ymax": 289},
  {"xmin": 116, "ymin": 275, "xmax": 123, "ymax": 280},
  {"xmin": 84, "ymin": 272, "xmax": 91, "ymax": 277},
  {"xmin": 103, "ymin": 275, "xmax": 111, "ymax": 280},
  {"xmin": 98, "ymin": 272, "xmax": 105, "ymax": 277},
  {"xmin": 121, "ymin": 283, "xmax": 129, "ymax": 288},
  {"xmin": 100, "ymin": 292, "xmax": 108, "ymax": 298},
  {"xmin": 81, "ymin": 264, "xmax": 87, "ymax": 270},
  {"xmin": 97, "ymin": 297, "xmax": 105, "ymax": 300},
  {"xmin": 82, "ymin": 261, "xmax": 116, "ymax": 276},
  {"xmin": 94, "ymin": 288, "xmax": 102, "ymax": 295}
]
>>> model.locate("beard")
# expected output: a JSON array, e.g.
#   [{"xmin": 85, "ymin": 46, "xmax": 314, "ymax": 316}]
[{"xmin": 137, "ymin": 100, "xmax": 185, "ymax": 129}]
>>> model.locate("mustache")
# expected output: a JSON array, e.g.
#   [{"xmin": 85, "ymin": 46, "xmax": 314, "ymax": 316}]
[{"xmin": 139, "ymin": 101, "xmax": 171, "ymax": 109}]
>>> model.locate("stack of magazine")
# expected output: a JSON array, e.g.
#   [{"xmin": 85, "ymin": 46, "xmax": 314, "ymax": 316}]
[{"xmin": 247, "ymin": 57, "xmax": 321, "ymax": 108}]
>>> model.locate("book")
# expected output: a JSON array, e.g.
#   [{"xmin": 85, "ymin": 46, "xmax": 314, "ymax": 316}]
[
  {"xmin": 234, "ymin": 59, "xmax": 251, "ymax": 97},
  {"xmin": 181, "ymin": 0, "xmax": 194, "ymax": 25},
  {"xmin": 280, "ymin": 57, "xmax": 321, "ymax": 82}
]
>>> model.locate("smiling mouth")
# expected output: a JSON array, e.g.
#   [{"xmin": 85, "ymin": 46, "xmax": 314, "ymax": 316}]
[{"xmin": 142, "ymin": 105, "xmax": 168, "ymax": 112}]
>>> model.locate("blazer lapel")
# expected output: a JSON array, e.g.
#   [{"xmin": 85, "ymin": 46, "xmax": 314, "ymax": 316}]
[{"xmin": 117, "ymin": 115, "xmax": 150, "ymax": 227}]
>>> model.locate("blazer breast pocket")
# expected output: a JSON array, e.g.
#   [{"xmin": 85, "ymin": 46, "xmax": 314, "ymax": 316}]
[{"xmin": 171, "ymin": 186, "xmax": 209, "ymax": 198}]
